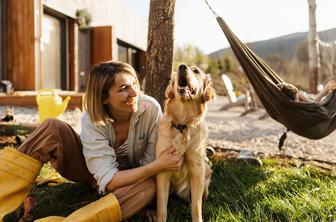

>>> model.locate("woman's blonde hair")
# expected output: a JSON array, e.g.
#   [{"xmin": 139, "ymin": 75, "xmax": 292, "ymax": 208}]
[{"xmin": 84, "ymin": 61, "xmax": 139, "ymax": 125}]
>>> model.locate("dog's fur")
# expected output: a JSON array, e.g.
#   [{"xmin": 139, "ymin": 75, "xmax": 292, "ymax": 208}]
[{"xmin": 156, "ymin": 64, "xmax": 216, "ymax": 222}]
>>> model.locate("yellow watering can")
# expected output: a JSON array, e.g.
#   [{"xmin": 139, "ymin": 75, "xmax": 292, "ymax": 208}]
[{"xmin": 36, "ymin": 89, "xmax": 71, "ymax": 123}]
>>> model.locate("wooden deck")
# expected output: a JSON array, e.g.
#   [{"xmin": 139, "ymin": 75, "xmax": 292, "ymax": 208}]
[{"xmin": 0, "ymin": 91, "xmax": 85, "ymax": 110}]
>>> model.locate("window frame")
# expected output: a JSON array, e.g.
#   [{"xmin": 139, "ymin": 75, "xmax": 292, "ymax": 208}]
[{"xmin": 42, "ymin": 6, "xmax": 70, "ymax": 90}]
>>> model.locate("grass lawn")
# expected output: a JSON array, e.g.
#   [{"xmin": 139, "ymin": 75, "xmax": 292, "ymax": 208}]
[{"xmin": 4, "ymin": 158, "xmax": 336, "ymax": 222}]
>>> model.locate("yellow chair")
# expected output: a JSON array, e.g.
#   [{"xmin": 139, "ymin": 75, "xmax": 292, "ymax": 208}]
[{"xmin": 36, "ymin": 89, "xmax": 71, "ymax": 123}]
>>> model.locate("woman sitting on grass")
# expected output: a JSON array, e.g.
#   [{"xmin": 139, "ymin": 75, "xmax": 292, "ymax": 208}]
[
  {"xmin": 277, "ymin": 79, "xmax": 336, "ymax": 102},
  {"xmin": 0, "ymin": 61, "xmax": 183, "ymax": 222}
]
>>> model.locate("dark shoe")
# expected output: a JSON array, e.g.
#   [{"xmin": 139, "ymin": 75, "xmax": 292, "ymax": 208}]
[
  {"xmin": 206, "ymin": 146, "xmax": 215, "ymax": 157},
  {"xmin": 235, "ymin": 150, "xmax": 262, "ymax": 167}
]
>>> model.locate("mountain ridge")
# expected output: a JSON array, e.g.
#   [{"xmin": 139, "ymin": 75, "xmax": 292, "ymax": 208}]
[{"xmin": 209, "ymin": 28, "xmax": 336, "ymax": 59}]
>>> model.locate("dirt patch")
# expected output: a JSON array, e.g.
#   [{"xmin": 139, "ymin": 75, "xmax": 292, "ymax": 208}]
[
  {"xmin": 211, "ymin": 147, "xmax": 336, "ymax": 171},
  {"xmin": 206, "ymin": 97, "xmax": 336, "ymax": 164}
]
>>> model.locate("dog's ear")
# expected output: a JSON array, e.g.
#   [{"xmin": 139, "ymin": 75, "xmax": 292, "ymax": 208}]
[
  {"xmin": 165, "ymin": 78, "xmax": 175, "ymax": 99},
  {"xmin": 201, "ymin": 79, "xmax": 216, "ymax": 103}
]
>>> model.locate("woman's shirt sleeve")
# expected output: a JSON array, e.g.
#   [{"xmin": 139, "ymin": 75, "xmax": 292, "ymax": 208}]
[{"xmin": 80, "ymin": 113, "xmax": 118, "ymax": 194}]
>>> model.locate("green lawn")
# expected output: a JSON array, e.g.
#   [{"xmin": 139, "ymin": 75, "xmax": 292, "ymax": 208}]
[{"xmin": 4, "ymin": 159, "xmax": 336, "ymax": 222}]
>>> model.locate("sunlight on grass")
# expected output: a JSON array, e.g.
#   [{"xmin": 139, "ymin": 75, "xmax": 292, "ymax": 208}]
[
  {"xmin": 205, "ymin": 161, "xmax": 336, "ymax": 222},
  {"xmin": 4, "ymin": 159, "xmax": 336, "ymax": 222},
  {"xmin": 261, "ymin": 158, "xmax": 278, "ymax": 166},
  {"xmin": 38, "ymin": 162, "xmax": 58, "ymax": 177}
]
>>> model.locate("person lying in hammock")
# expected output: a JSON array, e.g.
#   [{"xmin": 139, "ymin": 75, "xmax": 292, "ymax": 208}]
[{"xmin": 277, "ymin": 79, "xmax": 336, "ymax": 103}]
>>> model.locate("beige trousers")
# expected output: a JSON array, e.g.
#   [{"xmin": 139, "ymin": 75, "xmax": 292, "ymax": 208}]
[{"xmin": 18, "ymin": 118, "xmax": 156, "ymax": 220}]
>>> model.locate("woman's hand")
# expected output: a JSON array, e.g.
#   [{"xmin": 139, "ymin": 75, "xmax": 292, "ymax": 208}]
[
  {"xmin": 314, "ymin": 80, "xmax": 336, "ymax": 102},
  {"xmin": 325, "ymin": 80, "xmax": 336, "ymax": 94},
  {"xmin": 106, "ymin": 146, "xmax": 183, "ymax": 191},
  {"xmin": 155, "ymin": 146, "xmax": 183, "ymax": 172}
]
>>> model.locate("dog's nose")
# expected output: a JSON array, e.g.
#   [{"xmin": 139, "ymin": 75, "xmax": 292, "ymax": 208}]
[{"xmin": 178, "ymin": 64, "xmax": 187, "ymax": 71}]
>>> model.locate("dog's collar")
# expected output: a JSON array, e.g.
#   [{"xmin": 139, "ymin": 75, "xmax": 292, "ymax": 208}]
[{"xmin": 171, "ymin": 121, "xmax": 188, "ymax": 134}]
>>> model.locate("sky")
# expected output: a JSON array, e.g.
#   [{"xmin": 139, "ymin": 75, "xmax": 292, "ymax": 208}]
[{"xmin": 121, "ymin": 0, "xmax": 336, "ymax": 54}]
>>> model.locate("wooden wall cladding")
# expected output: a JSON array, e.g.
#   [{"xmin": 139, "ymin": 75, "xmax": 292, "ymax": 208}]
[
  {"xmin": 91, "ymin": 26, "xmax": 112, "ymax": 67},
  {"xmin": 5, "ymin": 0, "xmax": 35, "ymax": 90}
]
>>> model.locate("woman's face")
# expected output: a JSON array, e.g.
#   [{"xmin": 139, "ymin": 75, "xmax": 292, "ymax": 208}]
[{"xmin": 104, "ymin": 72, "xmax": 140, "ymax": 118}]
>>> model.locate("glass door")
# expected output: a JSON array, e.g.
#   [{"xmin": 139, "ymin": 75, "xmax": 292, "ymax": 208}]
[{"xmin": 41, "ymin": 13, "xmax": 66, "ymax": 89}]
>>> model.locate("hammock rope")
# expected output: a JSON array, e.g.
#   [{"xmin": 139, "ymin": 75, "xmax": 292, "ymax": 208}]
[{"xmin": 203, "ymin": 0, "xmax": 218, "ymax": 17}]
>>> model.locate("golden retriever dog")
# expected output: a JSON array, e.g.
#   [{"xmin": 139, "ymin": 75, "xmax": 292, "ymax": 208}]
[{"xmin": 156, "ymin": 64, "xmax": 216, "ymax": 222}]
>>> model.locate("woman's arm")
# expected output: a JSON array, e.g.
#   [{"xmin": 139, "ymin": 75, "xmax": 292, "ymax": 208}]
[
  {"xmin": 314, "ymin": 80, "xmax": 336, "ymax": 102},
  {"xmin": 81, "ymin": 113, "xmax": 122, "ymax": 194},
  {"xmin": 297, "ymin": 90, "xmax": 313, "ymax": 102},
  {"xmin": 106, "ymin": 146, "xmax": 182, "ymax": 191},
  {"xmin": 81, "ymin": 112, "xmax": 181, "ymax": 193}
]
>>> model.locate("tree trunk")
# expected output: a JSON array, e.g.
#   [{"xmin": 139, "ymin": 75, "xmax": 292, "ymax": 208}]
[
  {"xmin": 307, "ymin": 0, "xmax": 320, "ymax": 93},
  {"xmin": 145, "ymin": 0, "xmax": 176, "ymax": 110}
]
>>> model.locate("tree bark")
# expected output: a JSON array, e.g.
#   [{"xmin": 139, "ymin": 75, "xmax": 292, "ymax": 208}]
[
  {"xmin": 145, "ymin": 0, "xmax": 176, "ymax": 110},
  {"xmin": 307, "ymin": 0, "xmax": 320, "ymax": 93}
]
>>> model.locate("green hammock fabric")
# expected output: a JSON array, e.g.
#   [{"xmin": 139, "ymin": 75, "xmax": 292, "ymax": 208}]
[{"xmin": 215, "ymin": 16, "xmax": 336, "ymax": 140}]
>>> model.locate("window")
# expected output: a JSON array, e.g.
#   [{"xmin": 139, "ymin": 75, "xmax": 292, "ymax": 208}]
[
  {"xmin": 118, "ymin": 44, "xmax": 128, "ymax": 63},
  {"xmin": 41, "ymin": 13, "xmax": 65, "ymax": 89},
  {"xmin": 41, "ymin": 6, "xmax": 73, "ymax": 90},
  {"xmin": 117, "ymin": 40, "xmax": 140, "ymax": 72}
]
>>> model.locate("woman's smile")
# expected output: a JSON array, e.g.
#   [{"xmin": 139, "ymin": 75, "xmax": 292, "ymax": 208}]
[
  {"xmin": 104, "ymin": 72, "xmax": 140, "ymax": 119},
  {"xmin": 125, "ymin": 99, "xmax": 137, "ymax": 106}
]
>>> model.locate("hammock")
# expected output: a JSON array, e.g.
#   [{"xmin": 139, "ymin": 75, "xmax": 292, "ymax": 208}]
[{"xmin": 210, "ymin": 14, "xmax": 336, "ymax": 141}]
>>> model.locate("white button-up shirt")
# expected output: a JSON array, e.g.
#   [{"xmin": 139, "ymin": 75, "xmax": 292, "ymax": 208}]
[{"xmin": 80, "ymin": 95, "xmax": 162, "ymax": 194}]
